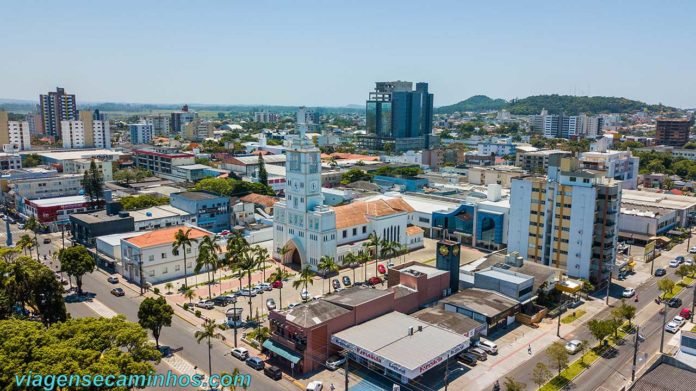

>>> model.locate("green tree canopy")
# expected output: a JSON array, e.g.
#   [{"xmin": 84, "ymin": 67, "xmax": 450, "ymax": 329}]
[
  {"xmin": 193, "ymin": 177, "xmax": 275, "ymax": 197},
  {"xmin": 119, "ymin": 194, "xmax": 169, "ymax": 210},
  {"xmin": 340, "ymin": 168, "xmax": 372, "ymax": 185},
  {"xmin": 59, "ymin": 246, "xmax": 96, "ymax": 294},
  {"xmin": 138, "ymin": 296, "xmax": 173, "ymax": 348}
]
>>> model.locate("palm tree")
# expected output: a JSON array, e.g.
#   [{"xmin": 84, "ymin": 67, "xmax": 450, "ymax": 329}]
[
  {"xmin": 196, "ymin": 235, "xmax": 221, "ymax": 299},
  {"xmin": 247, "ymin": 325, "xmax": 271, "ymax": 344},
  {"xmin": 24, "ymin": 216, "xmax": 43, "ymax": 261},
  {"xmin": 183, "ymin": 286, "xmax": 195, "ymax": 303},
  {"xmin": 267, "ymin": 267, "xmax": 291, "ymax": 310},
  {"xmin": 238, "ymin": 247, "xmax": 259, "ymax": 321},
  {"xmin": 379, "ymin": 240, "xmax": 397, "ymax": 269},
  {"xmin": 366, "ymin": 232, "xmax": 381, "ymax": 277},
  {"xmin": 318, "ymin": 255, "xmax": 339, "ymax": 294},
  {"xmin": 278, "ymin": 244, "xmax": 291, "ymax": 264},
  {"xmin": 172, "ymin": 228, "xmax": 193, "ymax": 289},
  {"xmin": 16, "ymin": 234, "xmax": 35, "ymax": 256},
  {"xmin": 164, "ymin": 282, "xmax": 174, "ymax": 295},
  {"xmin": 194, "ymin": 319, "xmax": 226, "ymax": 382},
  {"xmin": 292, "ymin": 265, "xmax": 315, "ymax": 301},
  {"xmin": 344, "ymin": 253, "xmax": 358, "ymax": 285},
  {"xmin": 358, "ymin": 251, "xmax": 370, "ymax": 282},
  {"xmin": 255, "ymin": 246, "xmax": 270, "ymax": 283}
]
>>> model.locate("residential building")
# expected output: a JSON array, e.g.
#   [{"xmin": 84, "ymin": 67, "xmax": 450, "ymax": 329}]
[
  {"xmin": 507, "ymin": 157, "xmax": 620, "ymax": 283},
  {"xmin": 579, "ymin": 114, "xmax": 604, "ymax": 138},
  {"xmin": 182, "ymin": 118, "xmax": 214, "ymax": 141},
  {"xmin": 170, "ymin": 106, "xmax": 196, "ymax": 134},
  {"xmin": 120, "ymin": 226, "xmax": 212, "ymax": 285},
  {"xmin": 129, "ymin": 122, "xmax": 154, "ymax": 144},
  {"xmin": 467, "ymin": 165, "xmax": 526, "ymax": 187},
  {"xmin": 254, "ymin": 111, "xmax": 279, "ymax": 123},
  {"xmin": 515, "ymin": 149, "xmax": 571, "ymax": 174},
  {"xmin": 170, "ymin": 191, "xmax": 231, "ymax": 233},
  {"xmin": 359, "ymin": 81, "xmax": 434, "ymax": 152},
  {"xmin": 476, "ymin": 140, "xmax": 518, "ymax": 156},
  {"xmin": 543, "ymin": 115, "xmax": 580, "ymax": 139},
  {"xmin": 0, "ymin": 153, "xmax": 22, "ymax": 170},
  {"xmin": 656, "ymin": 117, "xmax": 693, "ymax": 146},
  {"xmin": 145, "ymin": 114, "xmax": 171, "ymax": 136},
  {"xmin": 579, "ymin": 148, "xmax": 639, "ymax": 189},
  {"xmin": 129, "ymin": 205, "xmax": 193, "ymax": 231},
  {"xmin": 61, "ymin": 111, "xmax": 111, "ymax": 149},
  {"xmin": 0, "ymin": 111, "xmax": 31, "ymax": 151},
  {"xmin": 528, "ymin": 109, "xmax": 548, "ymax": 133},
  {"xmin": 26, "ymin": 111, "xmax": 43, "ymax": 135},
  {"xmin": 62, "ymin": 158, "xmax": 114, "ymax": 182},
  {"xmin": 40, "ymin": 87, "xmax": 77, "ymax": 138},
  {"xmin": 133, "ymin": 148, "xmax": 195, "ymax": 176}
]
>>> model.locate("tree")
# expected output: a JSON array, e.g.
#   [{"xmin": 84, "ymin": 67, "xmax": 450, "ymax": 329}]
[
  {"xmin": 194, "ymin": 318, "xmax": 226, "ymax": 383},
  {"xmin": 196, "ymin": 235, "xmax": 221, "ymax": 299},
  {"xmin": 0, "ymin": 316, "xmax": 160, "ymax": 388},
  {"xmin": 267, "ymin": 267, "xmax": 291, "ymax": 310},
  {"xmin": 340, "ymin": 168, "xmax": 372, "ymax": 185},
  {"xmin": 23, "ymin": 216, "xmax": 43, "ymax": 261},
  {"xmin": 164, "ymin": 282, "xmax": 174, "ymax": 295},
  {"xmin": 588, "ymin": 319, "xmax": 613, "ymax": 346},
  {"xmin": 503, "ymin": 377, "xmax": 526, "ymax": 391},
  {"xmin": 22, "ymin": 154, "xmax": 41, "ymax": 167},
  {"xmin": 183, "ymin": 286, "xmax": 195, "ymax": 303},
  {"xmin": 292, "ymin": 265, "xmax": 315, "ymax": 301},
  {"xmin": 119, "ymin": 194, "xmax": 169, "ymax": 210},
  {"xmin": 658, "ymin": 278, "xmax": 676, "ymax": 299},
  {"xmin": 358, "ymin": 251, "xmax": 370, "ymax": 282},
  {"xmin": 194, "ymin": 177, "xmax": 275, "ymax": 197},
  {"xmin": 173, "ymin": 228, "xmax": 193, "ymax": 289},
  {"xmin": 138, "ymin": 296, "xmax": 173, "ymax": 348},
  {"xmin": 82, "ymin": 159, "xmax": 104, "ymax": 208},
  {"xmin": 366, "ymin": 232, "xmax": 381, "ymax": 277},
  {"xmin": 344, "ymin": 252, "xmax": 358, "ymax": 285},
  {"xmin": 676, "ymin": 264, "xmax": 691, "ymax": 280},
  {"xmin": 16, "ymin": 234, "xmax": 36, "ymax": 256},
  {"xmin": 255, "ymin": 246, "xmax": 270, "ymax": 285},
  {"xmin": 59, "ymin": 245, "xmax": 96, "ymax": 295},
  {"xmin": 246, "ymin": 325, "xmax": 271, "ymax": 344},
  {"xmin": 614, "ymin": 299, "xmax": 637, "ymax": 327},
  {"xmin": 531, "ymin": 362, "xmax": 552, "ymax": 388},
  {"xmin": 257, "ymin": 153, "xmax": 268, "ymax": 186},
  {"xmin": 318, "ymin": 256, "xmax": 339, "ymax": 294},
  {"xmin": 546, "ymin": 342, "xmax": 569, "ymax": 376},
  {"xmin": 238, "ymin": 247, "xmax": 260, "ymax": 320}
]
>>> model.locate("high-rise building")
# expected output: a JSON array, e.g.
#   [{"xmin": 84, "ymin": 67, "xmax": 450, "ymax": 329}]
[
  {"xmin": 528, "ymin": 108, "xmax": 548, "ymax": 133},
  {"xmin": 129, "ymin": 123, "xmax": 154, "ymax": 144},
  {"xmin": 39, "ymin": 87, "xmax": 77, "ymax": 138},
  {"xmin": 360, "ymin": 81, "xmax": 434, "ymax": 152},
  {"xmin": 507, "ymin": 157, "xmax": 620, "ymax": 283},
  {"xmin": 579, "ymin": 114, "xmax": 604, "ymax": 138},
  {"xmin": 170, "ymin": 105, "xmax": 196, "ymax": 134},
  {"xmin": 145, "ymin": 114, "xmax": 171, "ymax": 136},
  {"xmin": 656, "ymin": 117, "xmax": 693, "ymax": 146},
  {"xmin": 534, "ymin": 110, "xmax": 602, "ymax": 139},
  {"xmin": 0, "ymin": 111, "xmax": 31, "ymax": 151},
  {"xmin": 60, "ymin": 110, "xmax": 111, "ymax": 149},
  {"xmin": 182, "ymin": 118, "xmax": 214, "ymax": 141},
  {"xmin": 543, "ymin": 115, "xmax": 580, "ymax": 139},
  {"xmin": 254, "ymin": 110, "xmax": 279, "ymax": 123},
  {"xmin": 26, "ymin": 109, "xmax": 43, "ymax": 135}
]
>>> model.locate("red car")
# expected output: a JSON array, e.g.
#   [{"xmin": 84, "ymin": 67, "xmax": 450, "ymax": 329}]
[
  {"xmin": 680, "ymin": 308, "xmax": 692, "ymax": 319},
  {"xmin": 271, "ymin": 280, "xmax": 283, "ymax": 289},
  {"xmin": 368, "ymin": 276, "xmax": 383, "ymax": 286},
  {"xmin": 377, "ymin": 264, "xmax": 386, "ymax": 274}
]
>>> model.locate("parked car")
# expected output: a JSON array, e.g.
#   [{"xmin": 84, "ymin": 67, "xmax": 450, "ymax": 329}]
[
  {"xmin": 264, "ymin": 365, "xmax": 282, "ymax": 380},
  {"xmin": 680, "ymin": 308, "xmax": 692, "ymax": 319},
  {"xmin": 377, "ymin": 264, "xmax": 386, "ymax": 274},
  {"xmin": 17, "ymin": 223, "xmax": 24, "ymax": 229},
  {"xmin": 306, "ymin": 381, "xmax": 323, "ymax": 391},
  {"xmin": 668, "ymin": 298, "xmax": 683, "ymax": 308},
  {"xmin": 686, "ymin": 258, "xmax": 694, "ymax": 266},
  {"xmin": 342, "ymin": 276, "xmax": 351, "ymax": 286},
  {"xmin": 690, "ymin": 246, "xmax": 696, "ymax": 254},
  {"xmin": 238, "ymin": 289, "xmax": 257, "ymax": 297},
  {"xmin": 287, "ymin": 303, "xmax": 298, "ymax": 309},
  {"xmin": 468, "ymin": 347, "xmax": 488, "ymax": 361},
  {"xmin": 476, "ymin": 338, "xmax": 498, "ymax": 355},
  {"xmin": 332, "ymin": 279, "xmax": 340, "ymax": 290},
  {"xmin": 677, "ymin": 256, "xmax": 685, "ymax": 263},
  {"xmin": 325, "ymin": 355, "xmax": 346, "ymax": 370},
  {"xmin": 669, "ymin": 259, "xmax": 680, "ymax": 268},
  {"xmin": 666, "ymin": 320, "xmax": 680, "ymax": 333},
  {"xmin": 231, "ymin": 347, "xmax": 249, "ymax": 360},
  {"xmin": 256, "ymin": 282, "xmax": 272, "ymax": 291},
  {"xmin": 622, "ymin": 288, "xmax": 636, "ymax": 298},
  {"xmin": 110, "ymin": 288, "xmax": 125, "ymax": 297},
  {"xmin": 271, "ymin": 280, "xmax": 283, "ymax": 289},
  {"xmin": 565, "ymin": 340, "xmax": 583, "ymax": 354},
  {"xmin": 655, "ymin": 268, "xmax": 667, "ymax": 277},
  {"xmin": 43, "ymin": 238, "xmax": 51, "ymax": 244},
  {"xmin": 457, "ymin": 352, "xmax": 478, "ymax": 366},
  {"xmin": 245, "ymin": 356, "xmax": 265, "ymax": 370},
  {"xmin": 673, "ymin": 315, "xmax": 687, "ymax": 328},
  {"xmin": 367, "ymin": 276, "xmax": 383, "ymax": 286},
  {"xmin": 195, "ymin": 301, "xmax": 215, "ymax": 310},
  {"xmin": 107, "ymin": 276, "xmax": 119, "ymax": 284},
  {"xmin": 212, "ymin": 296, "xmax": 231, "ymax": 307},
  {"xmin": 266, "ymin": 298, "xmax": 276, "ymax": 311},
  {"xmin": 300, "ymin": 289, "xmax": 310, "ymax": 301}
]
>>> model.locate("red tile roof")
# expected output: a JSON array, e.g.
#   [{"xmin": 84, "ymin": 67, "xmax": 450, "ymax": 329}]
[{"xmin": 126, "ymin": 226, "xmax": 210, "ymax": 248}]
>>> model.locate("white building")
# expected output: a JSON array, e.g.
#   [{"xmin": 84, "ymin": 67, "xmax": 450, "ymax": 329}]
[
  {"xmin": 6, "ymin": 121, "xmax": 31, "ymax": 151},
  {"xmin": 145, "ymin": 115, "xmax": 171, "ymax": 136},
  {"xmin": 580, "ymin": 149, "xmax": 639, "ymax": 189},
  {"xmin": 0, "ymin": 153, "xmax": 22, "ymax": 170},
  {"xmin": 62, "ymin": 159, "xmax": 114, "ymax": 182},
  {"xmin": 120, "ymin": 225, "xmax": 213, "ymax": 285},
  {"xmin": 129, "ymin": 205, "xmax": 193, "ymax": 231},
  {"xmin": 60, "ymin": 112, "xmax": 111, "ymax": 149},
  {"xmin": 61, "ymin": 120, "xmax": 86, "ymax": 149},
  {"xmin": 381, "ymin": 150, "xmax": 424, "ymax": 166},
  {"xmin": 129, "ymin": 123, "xmax": 154, "ymax": 144}
]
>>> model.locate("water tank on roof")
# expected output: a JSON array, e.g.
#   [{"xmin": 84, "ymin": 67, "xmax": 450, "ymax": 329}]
[
  {"xmin": 146, "ymin": 212, "xmax": 152, "ymax": 217},
  {"xmin": 118, "ymin": 212, "xmax": 130, "ymax": 218}
]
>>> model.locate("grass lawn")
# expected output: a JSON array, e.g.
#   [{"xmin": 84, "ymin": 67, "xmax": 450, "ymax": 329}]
[
  {"xmin": 539, "ymin": 347, "xmax": 601, "ymax": 391},
  {"xmin": 692, "ymin": 324, "xmax": 696, "ymax": 332},
  {"xmin": 663, "ymin": 283, "xmax": 685, "ymax": 300},
  {"xmin": 561, "ymin": 310, "xmax": 587, "ymax": 324}
]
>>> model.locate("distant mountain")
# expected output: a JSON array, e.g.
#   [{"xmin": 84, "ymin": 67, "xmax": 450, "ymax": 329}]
[
  {"xmin": 435, "ymin": 95, "xmax": 507, "ymax": 114},
  {"xmin": 436, "ymin": 94, "xmax": 678, "ymax": 115}
]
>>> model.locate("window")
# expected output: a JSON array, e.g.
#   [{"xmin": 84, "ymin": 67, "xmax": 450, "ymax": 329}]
[
  {"xmin": 570, "ymin": 177, "xmax": 576, "ymax": 182},
  {"xmin": 362, "ymin": 226, "xmax": 367, "ymax": 234},
  {"xmin": 186, "ymin": 248, "xmax": 191, "ymax": 254},
  {"xmin": 342, "ymin": 230, "xmax": 347, "ymax": 238},
  {"xmin": 148, "ymin": 255, "xmax": 154, "ymax": 262},
  {"xmin": 175, "ymin": 264, "xmax": 180, "ymax": 272},
  {"xmin": 353, "ymin": 228, "xmax": 357, "ymax": 236},
  {"xmin": 173, "ymin": 249, "xmax": 179, "ymax": 256},
  {"xmin": 148, "ymin": 270, "xmax": 155, "ymax": 277},
  {"xmin": 162, "ymin": 267, "xmax": 168, "ymax": 274},
  {"xmin": 161, "ymin": 253, "xmax": 167, "ymax": 259}
]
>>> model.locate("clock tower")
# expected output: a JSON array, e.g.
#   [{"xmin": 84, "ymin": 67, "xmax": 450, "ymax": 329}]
[{"xmin": 435, "ymin": 239, "xmax": 461, "ymax": 294}]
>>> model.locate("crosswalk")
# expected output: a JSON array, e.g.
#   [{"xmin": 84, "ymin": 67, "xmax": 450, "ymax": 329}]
[{"xmin": 83, "ymin": 299, "xmax": 119, "ymax": 318}]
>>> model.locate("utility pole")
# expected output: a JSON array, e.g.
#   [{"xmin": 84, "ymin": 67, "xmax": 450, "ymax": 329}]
[
  {"xmin": 692, "ymin": 282, "xmax": 696, "ymax": 323},
  {"xmin": 606, "ymin": 270, "xmax": 612, "ymax": 305},
  {"xmin": 660, "ymin": 302, "xmax": 668, "ymax": 353},
  {"xmin": 444, "ymin": 354, "xmax": 450, "ymax": 391},
  {"xmin": 557, "ymin": 306, "xmax": 562, "ymax": 338},
  {"xmin": 232, "ymin": 297, "xmax": 238, "ymax": 348},
  {"xmin": 343, "ymin": 354, "xmax": 349, "ymax": 391},
  {"xmin": 631, "ymin": 325, "xmax": 640, "ymax": 382},
  {"xmin": 138, "ymin": 254, "xmax": 144, "ymax": 296}
]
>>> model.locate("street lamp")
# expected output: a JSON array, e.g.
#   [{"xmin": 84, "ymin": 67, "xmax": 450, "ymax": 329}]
[{"xmin": 231, "ymin": 296, "xmax": 239, "ymax": 348}]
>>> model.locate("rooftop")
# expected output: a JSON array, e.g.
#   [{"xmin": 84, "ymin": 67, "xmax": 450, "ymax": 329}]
[
  {"xmin": 469, "ymin": 252, "xmax": 561, "ymax": 292},
  {"xmin": 622, "ymin": 190, "xmax": 696, "ymax": 210},
  {"xmin": 442, "ymin": 288, "xmax": 519, "ymax": 316},
  {"xmin": 96, "ymin": 231, "xmax": 150, "ymax": 247},
  {"xmin": 29, "ymin": 195, "xmax": 90, "ymax": 207},
  {"xmin": 35, "ymin": 149, "xmax": 123, "ymax": 161},
  {"xmin": 323, "ymin": 286, "xmax": 393, "ymax": 309},
  {"xmin": 240, "ymin": 193, "xmax": 279, "ymax": 208},
  {"xmin": 399, "ymin": 264, "xmax": 447, "ymax": 278},
  {"xmin": 283, "ymin": 300, "xmax": 350, "ymax": 328},
  {"xmin": 125, "ymin": 226, "xmax": 211, "ymax": 248},
  {"xmin": 176, "ymin": 164, "xmax": 220, "ymax": 170},
  {"xmin": 70, "ymin": 210, "xmax": 133, "ymax": 224},
  {"xmin": 477, "ymin": 268, "xmax": 530, "ymax": 284},
  {"xmin": 631, "ymin": 359, "xmax": 696, "ymax": 391},
  {"xmin": 332, "ymin": 197, "xmax": 414, "ymax": 229},
  {"xmin": 412, "ymin": 306, "xmax": 483, "ymax": 335},
  {"xmin": 171, "ymin": 190, "xmax": 225, "ymax": 201},
  {"xmin": 128, "ymin": 205, "xmax": 191, "ymax": 222},
  {"xmin": 227, "ymin": 154, "xmax": 287, "ymax": 165}
]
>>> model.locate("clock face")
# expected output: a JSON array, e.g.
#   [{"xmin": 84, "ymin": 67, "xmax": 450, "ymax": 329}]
[
  {"xmin": 453, "ymin": 246, "xmax": 460, "ymax": 255},
  {"xmin": 439, "ymin": 245, "xmax": 449, "ymax": 256}
]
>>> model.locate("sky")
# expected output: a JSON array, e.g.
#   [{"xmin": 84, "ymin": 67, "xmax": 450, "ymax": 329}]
[{"xmin": 1, "ymin": 0, "xmax": 695, "ymax": 108}]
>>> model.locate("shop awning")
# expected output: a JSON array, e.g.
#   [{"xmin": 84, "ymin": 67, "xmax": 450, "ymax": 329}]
[{"xmin": 262, "ymin": 339, "xmax": 302, "ymax": 364}]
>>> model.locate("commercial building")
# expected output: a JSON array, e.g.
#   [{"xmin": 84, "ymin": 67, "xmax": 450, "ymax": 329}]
[
  {"xmin": 515, "ymin": 148, "xmax": 571, "ymax": 174},
  {"xmin": 222, "ymin": 154, "xmax": 287, "ymax": 177},
  {"xmin": 621, "ymin": 190, "xmax": 696, "ymax": 229},
  {"xmin": 0, "ymin": 111, "xmax": 31, "ymax": 151},
  {"xmin": 129, "ymin": 205, "xmax": 193, "ymax": 231},
  {"xmin": 170, "ymin": 107, "xmax": 196, "ymax": 134},
  {"xmin": 440, "ymin": 288, "xmax": 520, "ymax": 335},
  {"xmin": 10, "ymin": 173, "xmax": 84, "ymax": 201},
  {"xmin": 507, "ymin": 157, "xmax": 621, "ymax": 283},
  {"xmin": 24, "ymin": 195, "xmax": 92, "ymax": 225},
  {"xmin": 167, "ymin": 164, "xmax": 227, "ymax": 183},
  {"xmin": 467, "ymin": 165, "xmax": 526, "ymax": 187},
  {"xmin": 133, "ymin": 148, "xmax": 196, "ymax": 176},
  {"xmin": 170, "ymin": 191, "xmax": 231, "ymax": 233},
  {"xmin": 360, "ymin": 81, "xmax": 434, "ymax": 152},
  {"xmin": 579, "ymin": 148, "xmax": 639, "ymax": 189},
  {"xmin": 331, "ymin": 312, "xmax": 469, "ymax": 384},
  {"xmin": 35, "ymin": 149, "xmax": 124, "ymax": 165},
  {"xmin": 70, "ymin": 210, "xmax": 135, "ymax": 247},
  {"xmin": 40, "ymin": 87, "xmax": 77, "ymax": 137},
  {"xmin": 61, "ymin": 111, "xmax": 111, "ymax": 149},
  {"xmin": 120, "ymin": 226, "xmax": 212, "ymax": 285},
  {"xmin": 656, "ymin": 117, "xmax": 693, "ymax": 147},
  {"xmin": 145, "ymin": 114, "xmax": 170, "ymax": 136},
  {"xmin": 129, "ymin": 122, "xmax": 154, "ymax": 144}
]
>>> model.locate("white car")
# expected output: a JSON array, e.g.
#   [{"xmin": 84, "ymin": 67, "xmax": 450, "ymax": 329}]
[
  {"xmin": 255, "ymin": 282, "xmax": 272, "ymax": 291},
  {"xmin": 287, "ymin": 303, "xmax": 298, "ymax": 309},
  {"xmin": 669, "ymin": 259, "xmax": 680, "ymax": 268},
  {"xmin": 622, "ymin": 288, "xmax": 636, "ymax": 298},
  {"xmin": 300, "ymin": 289, "xmax": 310, "ymax": 301},
  {"xmin": 686, "ymin": 258, "xmax": 694, "ymax": 266},
  {"xmin": 690, "ymin": 246, "xmax": 696, "ymax": 254},
  {"xmin": 306, "ymin": 381, "xmax": 323, "ymax": 391},
  {"xmin": 565, "ymin": 340, "xmax": 583, "ymax": 354},
  {"xmin": 195, "ymin": 301, "xmax": 215, "ymax": 310},
  {"xmin": 673, "ymin": 315, "xmax": 687, "ymax": 328},
  {"xmin": 666, "ymin": 321, "xmax": 680, "ymax": 333},
  {"xmin": 476, "ymin": 338, "xmax": 498, "ymax": 355},
  {"xmin": 325, "ymin": 355, "xmax": 346, "ymax": 370},
  {"xmin": 231, "ymin": 347, "xmax": 249, "ymax": 360}
]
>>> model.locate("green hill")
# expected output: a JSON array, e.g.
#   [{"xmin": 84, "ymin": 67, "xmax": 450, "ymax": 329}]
[{"xmin": 436, "ymin": 94, "xmax": 677, "ymax": 115}]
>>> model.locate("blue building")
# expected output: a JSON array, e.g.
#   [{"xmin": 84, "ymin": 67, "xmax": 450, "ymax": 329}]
[
  {"xmin": 170, "ymin": 191, "xmax": 230, "ymax": 233},
  {"xmin": 373, "ymin": 175, "xmax": 429, "ymax": 192},
  {"xmin": 129, "ymin": 123, "xmax": 154, "ymax": 144},
  {"xmin": 360, "ymin": 81, "xmax": 434, "ymax": 152},
  {"xmin": 431, "ymin": 196, "xmax": 509, "ymax": 251}
]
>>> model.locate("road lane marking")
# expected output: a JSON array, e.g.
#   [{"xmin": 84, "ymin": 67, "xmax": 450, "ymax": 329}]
[{"xmin": 83, "ymin": 299, "xmax": 119, "ymax": 318}]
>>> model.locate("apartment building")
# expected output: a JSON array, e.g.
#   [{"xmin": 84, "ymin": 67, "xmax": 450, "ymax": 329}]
[
  {"xmin": 656, "ymin": 117, "xmax": 693, "ymax": 147},
  {"xmin": 182, "ymin": 118, "xmax": 214, "ymax": 141},
  {"xmin": 467, "ymin": 165, "xmax": 526, "ymax": 187},
  {"xmin": 0, "ymin": 111, "xmax": 31, "ymax": 151},
  {"xmin": 133, "ymin": 148, "xmax": 195, "ymax": 175},
  {"xmin": 0, "ymin": 153, "xmax": 22, "ymax": 170},
  {"xmin": 579, "ymin": 149, "xmax": 639, "ymax": 189},
  {"xmin": 507, "ymin": 157, "xmax": 621, "ymax": 283},
  {"xmin": 129, "ymin": 123, "xmax": 154, "ymax": 144},
  {"xmin": 515, "ymin": 149, "xmax": 571, "ymax": 174},
  {"xmin": 145, "ymin": 114, "xmax": 171, "ymax": 136},
  {"xmin": 40, "ymin": 87, "xmax": 77, "ymax": 137},
  {"xmin": 61, "ymin": 111, "xmax": 111, "ymax": 149},
  {"xmin": 170, "ymin": 107, "xmax": 196, "ymax": 134},
  {"xmin": 62, "ymin": 159, "xmax": 113, "ymax": 182}
]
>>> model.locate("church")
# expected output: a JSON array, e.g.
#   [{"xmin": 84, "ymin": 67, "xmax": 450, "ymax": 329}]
[{"xmin": 272, "ymin": 110, "xmax": 423, "ymax": 270}]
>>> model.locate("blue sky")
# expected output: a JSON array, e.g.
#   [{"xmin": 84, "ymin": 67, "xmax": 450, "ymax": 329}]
[{"xmin": 1, "ymin": 0, "xmax": 695, "ymax": 107}]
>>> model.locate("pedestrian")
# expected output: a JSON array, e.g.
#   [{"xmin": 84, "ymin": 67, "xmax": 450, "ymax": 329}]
[
  {"xmin": 528, "ymin": 344, "xmax": 532, "ymax": 355},
  {"xmin": 330, "ymin": 383, "xmax": 335, "ymax": 391}
]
